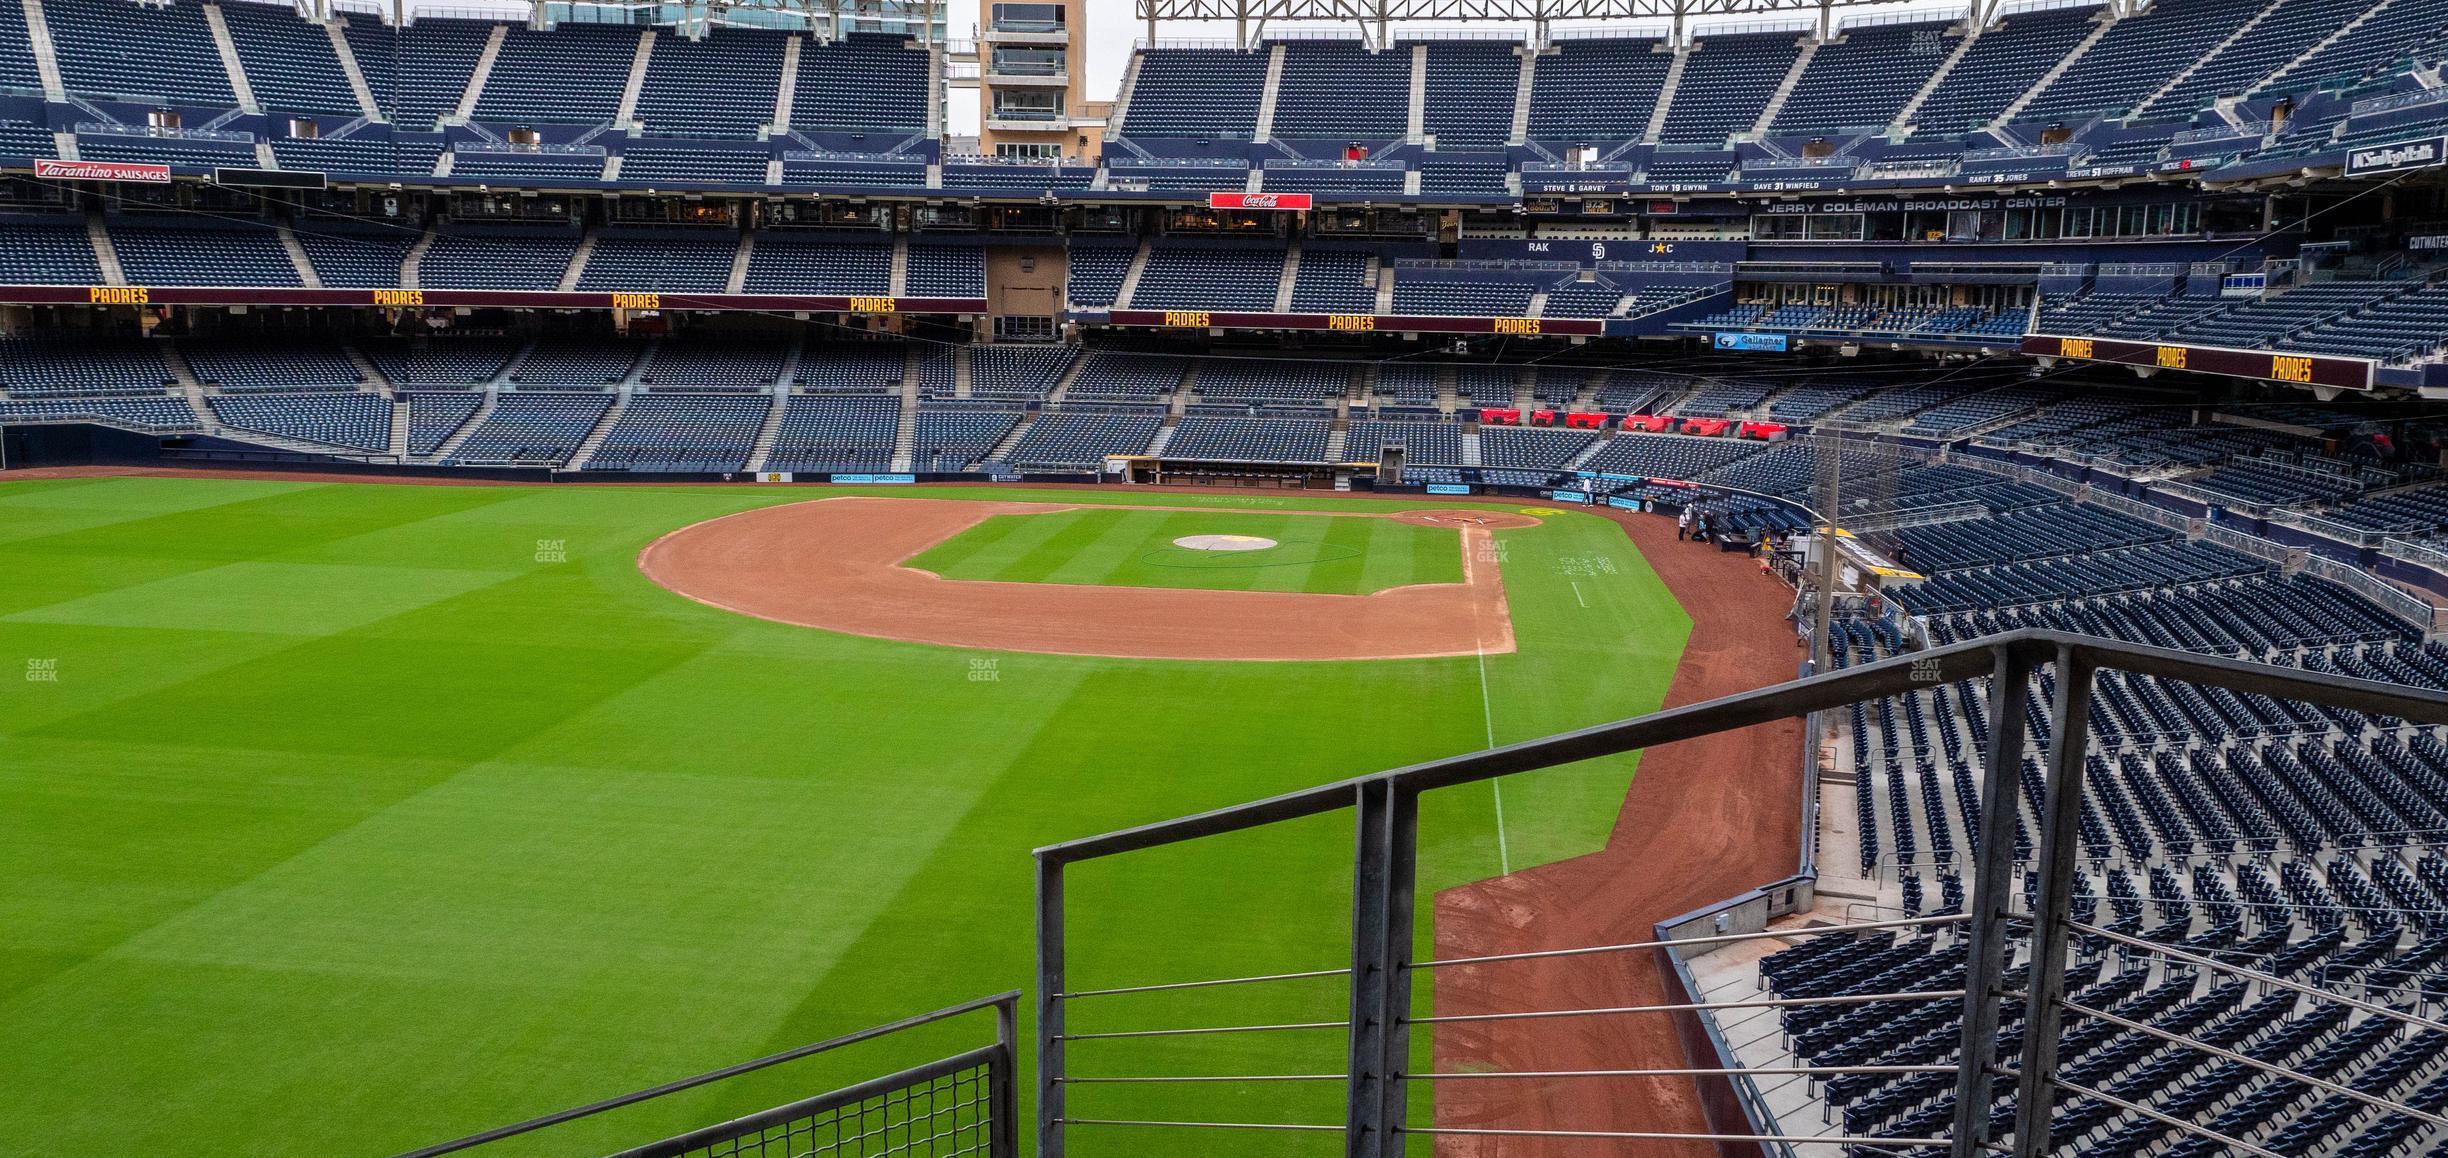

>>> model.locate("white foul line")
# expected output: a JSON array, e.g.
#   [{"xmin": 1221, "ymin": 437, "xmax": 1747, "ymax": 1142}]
[
  {"xmin": 1571, "ymin": 580, "xmax": 1586, "ymax": 608},
  {"xmin": 1477, "ymin": 640, "xmax": 1511, "ymax": 877}
]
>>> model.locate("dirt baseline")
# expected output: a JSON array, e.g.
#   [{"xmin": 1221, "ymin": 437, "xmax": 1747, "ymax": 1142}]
[
  {"xmin": 1430, "ymin": 506, "xmax": 1806, "ymax": 1157},
  {"xmin": 637, "ymin": 497, "xmax": 1520, "ymax": 662}
]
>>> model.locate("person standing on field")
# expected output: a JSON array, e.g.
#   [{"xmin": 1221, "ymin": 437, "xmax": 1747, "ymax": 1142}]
[{"xmin": 1677, "ymin": 508, "xmax": 1692, "ymax": 541}]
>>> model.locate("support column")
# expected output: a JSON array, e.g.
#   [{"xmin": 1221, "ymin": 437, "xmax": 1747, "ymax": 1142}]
[
  {"xmin": 1950, "ymin": 643, "xmax": 2034, "ymax": 1158},
  {"xmin": 2009, "ymin": 644, "xmax": 2096, "ymax": 1158},
  {"xmin": 1346, "ymin": 777, "xmax": 1418, "ymax": 1158},
  {"xmin": 1035, "ymin": 855, "xmax": 1067, "ymax": 1158}
]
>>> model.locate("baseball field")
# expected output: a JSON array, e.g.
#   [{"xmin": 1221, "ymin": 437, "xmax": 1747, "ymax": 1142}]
[{"xmin": 0, "ymin": 474, "xmax": 1694, "ymax": 1155}]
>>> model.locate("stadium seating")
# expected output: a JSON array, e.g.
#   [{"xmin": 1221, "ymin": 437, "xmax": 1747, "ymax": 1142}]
[
  {"xmin": 1910, "ymin": 5, "xmax": 2102, "ymax": 133},
  {"xmin": 365, "ymin": 339, "xmax": 519, "ymax": 388},
  {"xmin": 1164, "ymin": 413, "xmax": 1333, "ymax": 462},
  {"xmin": 1271, "ymin": 41, "xmax": 1410, "ymax": 141},
  {"xmin": 1131, "ymin": 245, "xmax": 1282, "ymax": 311},
  {"xmin": 1660, "ymin": 32, "xmax": 1803, "ymax": 145},
  {"xmin": 345, "ymin": 17, "xmax": 501, "ymax": 132},
  {"xmin": 1421, "ymin": 40, "xmax": 1521, "ymax": 147},
  {"xmin": 744, "ymin": 235, "xmax": 891, "ymax": 296},
  {"xmin": 446, "ymin": 391, "xmax": 612, "ymax": 464},
  {"xmin": 763, "ymin": 393, "xmax": 899, "ymax": 472},
  {"xmin": 1006, "ymin": 409, "xmax": 1162, "ymax": 468},
  {"xmin": 0, "ymin": 221, "xmax": 106, "ymax": 285},
  {"xmin": 790, "ymin": 35, "xmax": 930, "ymax": 134},
  {"xmin": 639, "ymin": 340, "xmax": 789, "ymax": 391},
  {"xmin": 186, "ymin": 341, "xmax": 362, "ymax": 391},
  {"xmin": 109, "ymin": 223, "xmax": 301, "ymax": 287},
  {"xmin": 0, "ymin": 393, "xmax": 200, "ymax": 430},
  {"xmin": 912, "ymin": 404, "xmax": 1023, "ymax": 471},
  {"xmin": 794, "ymin": 343, "xmax": 905, "ymax": 393},
  {"xmin": 418, "ymin": 230, "xmax": 582, "ymax": 291},
  {"xmin": 1773, "ymin": 21, "xmax": 1957, "ymax": 136},
  {"xmin": 220, "ymin": 0, "xmax": 362, "ymax": 116},
  {"xmin": 635, "ymin": 28, "xmax": 789, "ymax": 138},
  {"xmin": 1066, "ymin": 353, "xmax": 1183, "ymax": 403},
  {"xmin": 405, "ymin": 391, "xmax": 484, "ymax": 454},
  {"xmin": 512, "ymin": 340, "xmax": 642, "ymax": 387},
  {"xmin": 0, "ymin": 339, "xmax": 172, "ymax": 394},
  {"xmin": 473, "ymin": 24, "xmax": 639, "ymax": 126},
  {"xmin": 1120, "ymin": 47, "xmax": 1268, "ymax": 137},
  {"xmin": 1529, "ymin": 36, "xmax": 1670, "ymax": 142},
  {"xmin": 297, "ymin": 226, "xmax": 413, "ymax": 288},
  {"xmin": 208, "ymin": 391, "xmax": 390, "ymax": 451},
  {"xmin": 906, "ymin": 245, "xmax": 987, "ymax": 298},
  {"xmin": 583, "ymin": 392, "xmax": 770, "ymax": 472},
  {"xmin": 44, "ymin": 0, "xmax": 233, "ymax": 106},
  {"xmin": 575, "ymin": 233, "xmax": 736, "ymax": 293}
]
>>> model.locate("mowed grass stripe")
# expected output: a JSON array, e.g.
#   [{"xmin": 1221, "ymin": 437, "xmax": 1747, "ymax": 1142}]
[
  {"xmin": 0, "ymin": 477, "xmax": 1689, "ymax": 1156},
  {"xmin": 912, "ymin": 508, "xmax": 1464, "ymax": 595}
]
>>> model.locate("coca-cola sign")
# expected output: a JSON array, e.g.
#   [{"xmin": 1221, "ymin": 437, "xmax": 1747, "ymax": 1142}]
[
  {"xmin": 35, "ymin": 159, "xmax": 173, "ymax": 184},
  {"xmin": 1208, "ymin": 192, "xmax": 1314, "ymax": 211}
]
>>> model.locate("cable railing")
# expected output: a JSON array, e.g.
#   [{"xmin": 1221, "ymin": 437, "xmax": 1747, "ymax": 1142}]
[
  {"xmin": 1032, "ymin": 629, "xmax": 2448, "ymax": 1156},
  {"xmin": 399, "ymin": 992, "xmax": 1020, "ymax": 1158}
]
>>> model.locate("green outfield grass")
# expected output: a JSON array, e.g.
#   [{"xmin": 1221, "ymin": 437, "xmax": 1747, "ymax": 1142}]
[
  {"xmin": 0, "ymin": 478, "xmax": 1691, "ymax": 1157},
  {"xmin": 907, "ymin": 507, "xmax": 1465, "ymax": 594}
]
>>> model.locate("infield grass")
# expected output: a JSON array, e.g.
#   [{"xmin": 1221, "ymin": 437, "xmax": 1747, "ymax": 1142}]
[
  {"xmin": 907, "ymin": 507, "xmax": 1465, "ymax": 594},
  {"xmin": 0, "ymin": 477, "xmax": 1692, "ymax": 1157}
]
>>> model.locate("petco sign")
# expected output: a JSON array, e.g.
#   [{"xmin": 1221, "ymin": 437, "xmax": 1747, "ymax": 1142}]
[
  {"xmin": 2347, "ymin": 137, "xmax": 2446, "ymax": 176},
  {"xmin": 1208, "ymin": 192, "xmax": 1314, "ymax": 211},
  {"xmin": 35, "ymin": 159, "xmax": 171, "ymax": 184}
]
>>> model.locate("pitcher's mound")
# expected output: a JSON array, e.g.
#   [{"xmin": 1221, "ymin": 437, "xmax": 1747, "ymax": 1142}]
[{"xmin": 1172, "ymin": 534, "xmax": 1278, "ymax": 552}]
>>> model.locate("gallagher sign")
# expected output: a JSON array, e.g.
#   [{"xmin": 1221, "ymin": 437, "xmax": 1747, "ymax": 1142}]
[
  {"xmin": 35, "ymin": 159, "xmax": 171, "ymax": 184},
  {"xmin": 2347, "ymin": 137, "xmax": 2446, "ymax": 177},
  {"xmin": 1209, "ymin": 192, "xmax": 1313, "ymax": 211}
]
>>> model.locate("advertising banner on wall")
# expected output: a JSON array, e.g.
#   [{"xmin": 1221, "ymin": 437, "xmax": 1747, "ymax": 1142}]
[
  {"xmin": 1207, "ymin": 192, "xmax": 1314, "ymax": 211},
  {"xmin": 1714, "ymin": 332, "xmax": 1790, "ymax": 353},
  {"xmin": 2347, "ymin": 137, "xmax": 2446, "ymax": 177},
  {"xmin": 35, "ymin": 159, "xmax": 171, "ymax": 184}
]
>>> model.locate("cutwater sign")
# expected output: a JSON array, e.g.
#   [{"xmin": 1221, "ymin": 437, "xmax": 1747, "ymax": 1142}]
[
  {"xmin": 831, "ymin": 473, "xmax": 917, "ymax": 484},
  {"xmin": 2347, "ymin": 137, "xmax": 2446, "ymax": 176},
  {"xmin": 1714, "ymin": 332, "xmax": 1789, "ymax": 353}
]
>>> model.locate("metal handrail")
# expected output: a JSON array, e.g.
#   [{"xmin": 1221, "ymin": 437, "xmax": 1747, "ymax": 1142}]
[
  {"xmin": 1033, "ymin": 628, "xmax": 2448, "ymax": 1157},
  {"xmin": 400, "ymin": 991, "xmax": 1021, "ymax": 1157}
]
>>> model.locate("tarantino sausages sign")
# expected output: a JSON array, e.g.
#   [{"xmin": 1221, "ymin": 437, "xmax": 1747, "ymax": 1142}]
[{"xmin": 35, "ymin": 159, "xmax": 171, "ymax": 184}]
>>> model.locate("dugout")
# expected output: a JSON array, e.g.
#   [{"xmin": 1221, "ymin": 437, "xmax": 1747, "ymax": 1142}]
[{"xmin": 1107, "ymin": 454, "xmax": 1379, "ymax": 490}]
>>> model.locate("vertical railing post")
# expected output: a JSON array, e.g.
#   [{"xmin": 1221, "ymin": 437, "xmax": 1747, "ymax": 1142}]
[
  {"xmin": 1346, "ymin": 776, "xmax": 1419, "ymax": 1157},
  {"xmin": 2010, "ymin": 644, "xmax": 2096, "ymax": 1158},
  {"xmin": 1035, "ymin": 854, "xmax": 1066, "ymax": 1158},
  {"xmin": 990, "ymin": 993, "xmax": 1020, "ymax": 1158},
  {"xmin": 1951, "ymin": 642, "xmax": 2034, "ymax": 1158}
]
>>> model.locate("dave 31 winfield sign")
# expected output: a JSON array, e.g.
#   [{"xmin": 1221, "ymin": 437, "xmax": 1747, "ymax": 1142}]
[{"xmin": 1209, "ymin": 192, "xmax": 1314, "ymax": 211}]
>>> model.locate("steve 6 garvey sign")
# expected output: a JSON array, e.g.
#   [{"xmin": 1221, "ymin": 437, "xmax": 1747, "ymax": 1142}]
[
  {"xmin": 1208, "ymin": 192, "xmax": 1314, "ymax": 211},
  {"xmin": 35, "ymin": 159, "xmax": 171, "ymax": 184}
]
